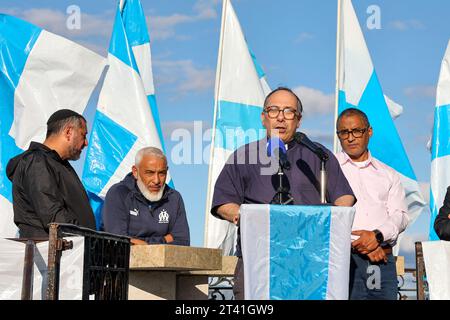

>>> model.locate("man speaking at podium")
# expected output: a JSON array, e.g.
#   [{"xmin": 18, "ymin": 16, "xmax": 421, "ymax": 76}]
[{"xmin": 211, "ymin": 87, "xmax": 356, "ymax": 299}]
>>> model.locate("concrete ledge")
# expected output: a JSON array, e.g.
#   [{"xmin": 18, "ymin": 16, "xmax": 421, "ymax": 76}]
[
  {"xmin": 130, "ymin": 245, "xmax": 222, "ymax": 271},
  {"xmin": 178, "ymin": 256, "xmax": 238, "ymax": 276}
]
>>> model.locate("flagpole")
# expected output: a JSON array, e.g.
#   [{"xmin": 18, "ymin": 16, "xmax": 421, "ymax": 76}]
[
  {"xmin": 203, "ymin": 0, "xmax": 228, "ymax": 247},
  {"xmin": 333, "ymin": 0, "xmax": 342, "ymax": 154}
]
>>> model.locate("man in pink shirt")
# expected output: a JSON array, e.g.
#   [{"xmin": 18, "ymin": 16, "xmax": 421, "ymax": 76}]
[{"xmin": 336, "ymin": 108, "xmax": 409, "ymax": 300}]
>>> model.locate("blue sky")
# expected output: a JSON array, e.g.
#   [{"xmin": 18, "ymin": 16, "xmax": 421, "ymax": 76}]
[{"xmin": 3, "ymin": 0, "xmax": 449, "ymax": 266}]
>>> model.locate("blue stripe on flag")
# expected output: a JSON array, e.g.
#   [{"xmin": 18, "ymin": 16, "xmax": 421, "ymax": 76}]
[
  {"xmin": 429, "ymin": 190, "xmax": 439, "ymax": 240},
  {"xmin": 121, "ymin": 0, "xmax": 150, "ymax": 46},
  {"xmin": 269, "ymin": 205, "xmax": 331, "ymax": 300},
  {"xmin": 108, "ymin": 7, "xmax": 140, "ymax": 74},
  {"xmin": 431, "ymin": 104, "xmax": 450, "ymax": 159},
  {"xmin": 338, "ymin": 71, "xmax": 416, "ymax": 181},
  {"xmin": 0, "ymin": 14, "xmax": 42, "ymax": 88},
  {"xmin": 0, "ymin": 81, "xmax": 23, "ymax": 202},
  {"xmin": 215, "ymin": 100, "xmax": 265, "ymax": 151},
  {"xmin": 82, "ymin": 111, "xmax": 137, "ymax": 195},
  {"xmin": 248, "ymin": 46, "xmax": 266, "ymax": 79},
  {"xmin": 0, "ymin": 14, "xmax": 41, "ymax": 201},
  {"xmin": 87, "ymin": 191, "xmax": 104, "ymax": 231},
  {"xmin": 148, "ymin": 94, "xmax": 165, "ymax": 150}
]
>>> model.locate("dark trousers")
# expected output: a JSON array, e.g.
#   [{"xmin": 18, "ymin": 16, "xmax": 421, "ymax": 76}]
[
  {"xmin": 349, "ymin": 252, "xmax": 398, "ymax": 300},
  {"xmin": 233, "ymin": 257, "xmax": 245, "ymax": 300}
]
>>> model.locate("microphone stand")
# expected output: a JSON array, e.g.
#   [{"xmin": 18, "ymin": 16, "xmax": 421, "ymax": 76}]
[
  {"xmin": 320, "ymin": 159, "xmax": 327, "ymax": 204},
  {"xmin": 271, "ymin": 158, "xmax": 294, "ymax": 205},
  {"xmin": 294, "ymin": 132, "xmax": 329, "ymax": 204}
]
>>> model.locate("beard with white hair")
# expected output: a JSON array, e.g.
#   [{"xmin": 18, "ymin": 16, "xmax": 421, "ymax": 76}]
[{"xmin": 136, "ymin": 175, "xmax": 165, "ymax": 202}]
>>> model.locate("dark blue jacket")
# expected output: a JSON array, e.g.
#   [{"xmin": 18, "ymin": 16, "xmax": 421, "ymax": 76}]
[{"xmin": 102, "ymin": 173, "xmax": 190, "ymax": 245}]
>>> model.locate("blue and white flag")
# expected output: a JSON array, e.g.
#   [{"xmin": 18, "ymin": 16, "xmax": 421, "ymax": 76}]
[
  {"xmin": 241, "ymin": 204, "xmax": 355, "ymax": 300},
  {"xmin": 429, "ymin": 41, "xmax": 450, "ymax": 240},
  {"xmin": 204, "ymin": 0, "xmax": 271, "ymax": 255},
  {"xmin": 82, "ymin": 0, "xmax": 169, "ymax": 229},
  {"xmin": 0, "ymin": 14, "xmax": 106, "ymax": 237},
  {"xmin": 335, "ymin": 0, "xmax": 426, "ymax": 250}
]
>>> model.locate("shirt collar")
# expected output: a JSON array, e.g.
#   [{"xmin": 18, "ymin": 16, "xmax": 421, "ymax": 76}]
[
  {"xmin": 265, "ymin": 136, "xmax": 294, "ymax": 151},
  {"xmin": 340, "ymin": 150, "xmax": 378, "ymax": 169}
]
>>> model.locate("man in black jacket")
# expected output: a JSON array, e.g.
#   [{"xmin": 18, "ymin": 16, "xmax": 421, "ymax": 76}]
[
  {"xmin": 435, "ymin": 186, "xmax": 450, "ymax": 240},
  {"xmin": 102, "ymin": 147, "xmax": 190, "ymax": 246},
  {"xmin": 6, "ymin": 109, "xmax": 96, "ymax": 238}
]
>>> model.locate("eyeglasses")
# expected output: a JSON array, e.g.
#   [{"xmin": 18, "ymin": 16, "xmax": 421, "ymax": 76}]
[
  {"xmin": 336, "ymin": 127, "xmax": 369, "ymax": 139},
  {"xmin": 264, "ymin": 106, "xmax": 299, "ymax": 120}
]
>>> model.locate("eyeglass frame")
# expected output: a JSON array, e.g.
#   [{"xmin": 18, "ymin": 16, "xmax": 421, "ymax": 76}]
[
  {"xmin": 263, "ymin": 106, "xmax": 301, "ymax": 120},
  {"xmin": 336, "ymin": 127, "xmax": 370, "ymax": 140}
]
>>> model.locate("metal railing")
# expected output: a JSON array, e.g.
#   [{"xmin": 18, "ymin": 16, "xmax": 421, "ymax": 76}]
[{"xmin": 15, "ymin": 223, "xmax": 131, "ymax": 300}]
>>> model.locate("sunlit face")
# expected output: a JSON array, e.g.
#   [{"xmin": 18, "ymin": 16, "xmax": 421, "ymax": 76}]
[
  {"xmin": 132, "ymin": 154, "xmax": 168, "ymax": 200},
  {"xmin": 261, "ymin": 90, "xmax": 301, "ymax": 143},
  {"xmin": 337, "ymin": 114, "xmax": 372, "ymax": 162},
  {"xmin": 67, "ymin": 120, "xmax": 88, "ymax": 161}
]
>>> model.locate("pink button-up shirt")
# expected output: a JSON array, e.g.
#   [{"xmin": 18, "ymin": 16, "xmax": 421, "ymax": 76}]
[{"xmin": 336, "ymin": 151, "xmax": 409, "ymax": 245}]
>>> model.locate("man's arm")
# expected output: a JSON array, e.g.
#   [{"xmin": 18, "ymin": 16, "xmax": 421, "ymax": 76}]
[
  {"xmin": 24, "ymin": 155, "xmax": 71, "ymax": 229},
  {"xmin": 325, "ymin": 151, "xmax": 356, "ymax": 205},
  {"xmin": 435, "ymin": 186, "xmax": 450, "ymax": 240},
  {"xmin": 216, "ymin": 203, "xmax": 240, "ymax": 224},
  {"xmin": 166, "ymin": 195, "xmax": 190, "ymax": 246},
  {"xmin": 102, "ymin": 186, "xmax": 130, "ymax": 236},
  {"xmin": 376, "ymin": 170, "xmax": 409, "ymax": 245},
  {"xmin": 334, "ymin": 195, "xmax": 356, "ymax": 207},
  {"xmin": 210, "ymin": 155, "xmax": 244, "ymax": 221}
]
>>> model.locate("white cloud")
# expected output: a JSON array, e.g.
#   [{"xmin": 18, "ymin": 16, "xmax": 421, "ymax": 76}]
[
  {"xmin": 148, "ymin": 14, "xmax": 196, "ymax": 40},
  {"xmin": 148, "ymin": 0, "xmax": 220, "ymax": 40},
  {"xmin": 294, "ymin": 32, "xmax": 315, "ymax": 43},
  {"xmin": 389, "ymin": 19, "xmax": 425, "ymax": 31},
  {"xmin": 154, "ymin": 59, "xmax": 215, "ymax": 94},
  {"xmin": 194, "ymin": 0, "xmax": 221, "ymax": 19},
  {"xmin": 3, "ymin": 8, "xmax": 113, "ymax": 39},
  {"xmin": 292, "ymin": 86, "xmax": 335, "ymax": 115},
  {"xmin": 163, "ymin": 121, "xmax": 212, "ymax": 141},
  {"xmin": 404, "ymin": 85, "xmax": 436, "ymax": 98},
  {"xmin": 3, "ymin": 0, "xmax": 221, "ymax": 45}
]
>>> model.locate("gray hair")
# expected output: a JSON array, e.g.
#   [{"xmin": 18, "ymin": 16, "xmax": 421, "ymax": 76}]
[
  {"xmin": 263, "ymin": 86, "xmax": 303, "ymax": 114},
  {"xmin": 135, "ymin": 147, "xmax": 167, "ymax": 166}
]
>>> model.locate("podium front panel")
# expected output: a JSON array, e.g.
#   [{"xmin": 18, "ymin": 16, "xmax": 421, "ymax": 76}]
[{"xmin": 240, "ymin": 204, "xmax": 355, "ymax": 300}]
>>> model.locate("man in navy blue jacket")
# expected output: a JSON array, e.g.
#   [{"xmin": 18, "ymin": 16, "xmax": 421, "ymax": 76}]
[{"xmin": 102, "ymin": 147, "xmax": 190, "ymax": 246}]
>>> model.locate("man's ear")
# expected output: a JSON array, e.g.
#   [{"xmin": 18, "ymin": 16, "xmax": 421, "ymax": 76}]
[
  {"xmin": 132, "ymin": 165, "xmax": 138, "ymax": 179},
  {"xmin": 64, "ymin": 125, "xmax": 73, "ymax": 141},
  {"xmin": 260, "ymin": 112, "xmax": 266, "ymax": 127},
  {"xmin": 296, "ymin": 115, "xmax": 302, "ymax": 129}
]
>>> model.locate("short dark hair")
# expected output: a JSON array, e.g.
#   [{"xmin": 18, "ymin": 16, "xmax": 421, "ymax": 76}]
[
  {"xmin": 46, "ymin": 109, "xmax": 86, "ymax": 138},
  {"xmin": 336, "ymin": 108, "xmax": 370, "ymax": 129},
  {"xmin": 263, "ymin": 86, "xmax": 303, "ymax": 114}
]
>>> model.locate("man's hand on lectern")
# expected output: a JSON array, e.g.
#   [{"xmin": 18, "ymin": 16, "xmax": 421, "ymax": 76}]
[
  {"xmin": 164, "ymin": 233, "xmax": 174, "ymax": 243},
  {"xmin": 130, "ymin": 238, "xmax": 148, "ymax": 245}
]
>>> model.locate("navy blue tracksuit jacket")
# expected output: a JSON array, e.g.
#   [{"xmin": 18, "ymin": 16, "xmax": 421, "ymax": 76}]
[{"xmin": 102, "ymin": 173, "xmax": 190, "ymax": 245}]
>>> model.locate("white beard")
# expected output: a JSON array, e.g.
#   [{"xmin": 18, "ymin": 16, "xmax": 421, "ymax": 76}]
[{"xmin": 136, "ymin": 176, "xmax": 164, "ymax": 202}]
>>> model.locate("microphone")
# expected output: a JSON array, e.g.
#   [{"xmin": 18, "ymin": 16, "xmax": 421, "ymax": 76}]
[
  {"xmin": 267, "ymin": 136, "xmax": 291, "ymax": 170},
  {"xmin": 294, "ymin": 132, "xmax": 329, "ymax": 162}
]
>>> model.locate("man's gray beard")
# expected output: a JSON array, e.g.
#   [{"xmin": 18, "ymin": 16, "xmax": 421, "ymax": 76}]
[{"xmin": 136, "ymin": 176, "xmax": 164, "ymax": 202}]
